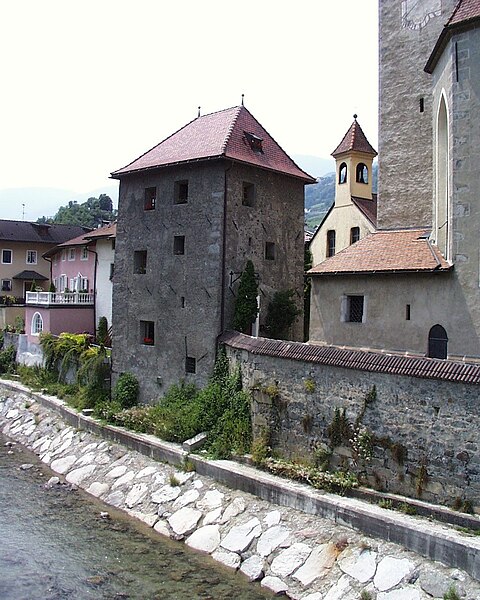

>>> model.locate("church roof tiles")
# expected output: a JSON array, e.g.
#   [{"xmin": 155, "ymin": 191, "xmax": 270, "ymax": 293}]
[
  {"xmin": 111, "ymin": 106, "xmax": 315, "ymax": 182},
  {"xmin": 331, "ymin": 118, "xmax": 377, "ymax": 158}
]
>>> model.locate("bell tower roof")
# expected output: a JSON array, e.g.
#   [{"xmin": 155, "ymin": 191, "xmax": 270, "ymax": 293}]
[{"xmin": 331, "ymin": 116, "xmax": 378, "ymax": 158}]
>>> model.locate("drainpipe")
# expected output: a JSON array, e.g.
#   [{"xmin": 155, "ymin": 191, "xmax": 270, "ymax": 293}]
[
  {"xmin": 220, "ymin": 161, "xmax": 232, "ymax": 335},
  {"xmin": 87, "ymin": 245, "xmax": 98, "ymax": 338}
]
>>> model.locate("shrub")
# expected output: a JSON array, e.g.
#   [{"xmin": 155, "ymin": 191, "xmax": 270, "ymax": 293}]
[
  {"xmin": 232, "ymin": 260, "xmax": 258, "ymax": 333},
  {"xmin": 265, "ymin": 289, "xmax": 301, "ymax": 340},
  {"xmin": 0, "ymin": 345, "xmax": 16, "ymax": 374},
  {"xmin": 113, "ymin": 372, "xmax": 139, "ymax": 409},
  {"xmin": 96, "ymin": 316, "xmax": 108, "ymax": 346}
]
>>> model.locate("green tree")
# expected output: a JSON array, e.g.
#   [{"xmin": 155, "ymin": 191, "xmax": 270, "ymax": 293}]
[
  {"xmin": 304, "ymin": 247, "xmax": 313, "ymax": 341},
  {"xmin": 265, "ymin": 289, "xmax": 301, "ymax": 340},
  {"xmin": 233, "ymin": 260, "xmax": 258, "ymax": 333},
  {"xmin": 37, "ymin": 195, "xmax": 116, "ymax": 228}
]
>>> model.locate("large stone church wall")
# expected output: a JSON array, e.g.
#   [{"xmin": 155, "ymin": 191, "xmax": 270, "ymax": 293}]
[{"xmin": 225, "ymin": 342, "xmax": 480, "ymax": 507}]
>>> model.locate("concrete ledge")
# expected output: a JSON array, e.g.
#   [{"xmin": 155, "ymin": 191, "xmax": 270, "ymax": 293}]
[{"xmin": 2, "ymin": 379, "xmax": 480, "ymax": 580}]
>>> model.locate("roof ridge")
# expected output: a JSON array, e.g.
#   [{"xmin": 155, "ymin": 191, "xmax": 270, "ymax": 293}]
[{"xmin": 221, "ymin": 106, "xmax": 242, "ymax": 154}]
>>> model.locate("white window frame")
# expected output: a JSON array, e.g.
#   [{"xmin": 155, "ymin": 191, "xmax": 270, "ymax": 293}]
[
  {"xmin": 340, "ymin": 294, "xmax": 367, "ymax": 323},
  {"xmin": 1, "ymin": 279, "xmax": 12, "ymax": 292},
  {"xmin": 2, "ymin": 249, "xmax": 12, "ymax": 264},
  {"xmin": 61, "ymin": 249, "xmax": 66, "ymax": 262},
  {"xmin": 31, "ymin": 312, "xmax": 43, "ymax": 336},
  {"xmin": 26, "ymin": 249, "xmax": 37, "ymax": 265},
  {"xmin": 81, "ymin": 246, "xmax": 89, "ymax": 261},
  {"xmin": 58, "ymin": 274, "xmax": 67, "ymax": 292},
  {"xmin": 68, "ymin": 248, "xmax": 76, "ymax": 261}
]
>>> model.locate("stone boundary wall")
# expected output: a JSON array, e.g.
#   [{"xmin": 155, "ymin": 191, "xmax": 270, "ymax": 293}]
[
  {"xmin": 2, "ymin": 381, "xmax": 480, "ymax": 594},
  {"xmin": 223, "ymin": 338, "xmax": 480, "ymax": 508}
]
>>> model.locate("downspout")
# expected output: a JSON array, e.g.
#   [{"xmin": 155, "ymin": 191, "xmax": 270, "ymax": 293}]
[
  {"xmin": 87, "ymin": 245, "xmax": 98, "ymax": 337},
  {"xmin": 220, "ymin": 161, "xmax": 233, "ymax": 334}
]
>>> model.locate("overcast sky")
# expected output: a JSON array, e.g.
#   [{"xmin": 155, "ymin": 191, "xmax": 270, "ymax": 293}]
[{"xmin": 0, "ymin": 0, "xmax": 378, "ymax": 217}]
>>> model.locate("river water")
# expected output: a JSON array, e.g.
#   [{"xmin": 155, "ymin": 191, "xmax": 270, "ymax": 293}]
[{"xmin": 0, "ymin": 433, "xmax": 274, "ymax": 600}]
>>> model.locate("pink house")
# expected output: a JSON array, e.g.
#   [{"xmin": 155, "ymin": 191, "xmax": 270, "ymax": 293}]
[{"xmin": 25, "ymin": 223, "xmax": 116, "ymax": 346}]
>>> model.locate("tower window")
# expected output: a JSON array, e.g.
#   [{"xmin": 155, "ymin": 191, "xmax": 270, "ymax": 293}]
[
  {"xmin": 145, "ymin": 187, "xmax": 156, "ymax": 210},
  {"xmin": 174, "ymin": 236, "xmax": 185, "ymax": 255},
  {"xmin": 326, "ymin": 230, "xmax": 336, "ymax": 257},
  {"xmin": 140, "ymin": 320, "xmax": 155, "ymax": 345},
  {"xmin": 174, "ymin": 180, "xmax": 188, "ymax": 204},
  {"xmin": 134, "ymin": 250, "xmax": 147, "ymax": 274},
  {"xmin": 356, "ymin": 163, "xmax": 368, "ymax": 184},
  {"xmin": 350, "ymin": 227, "xmax": 360, "ymax": 245},
  {"xmin": 242, "ymin": 182, "xmax": 255, "ymax": 207},
  {"xmin": 344, "ymin": 295, "xmax": 364, "ymax": 323},
  {"xmin": 339, "ymin": 163, "xmax": 347, "ymax": 184},
  {"xmin": 406, "ymin": 304, "xmax": 411, "ymax": 320},
  {"xmin": 265, "ymin": 242, "xmax": 276, "ymax": 260},
  {"xmin": 185, "ymin": 356, "xmax": 196, "ymax": 374},
  {"xmin": 419, "ymin": 98, "xmax": 424, "ymax": 113}
]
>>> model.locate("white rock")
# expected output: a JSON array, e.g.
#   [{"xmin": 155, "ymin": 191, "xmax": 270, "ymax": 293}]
[
  {"xmin": 377, "ymin": 587, "xmax": 421, "ymax": 600},
  {"xmin": 32, "ymin": 435, "xmax": 50, "ymax": 450},
  {"xmin": 212, "ymin": 549, "xmax": 241, "ymax": 570},
  {"xmin": 171, "ymin": 471, "xmax": 194, "ymax": 485},
  {"xmin": 192, "ymin": 479, "xmax": 204, "ymax": 489},
  {"xmin": 82, "ymin": 442, "xmax": 98, "ymax": 453},
  {"xmin": 50, "ymin": 455, "xmax": 77, "ymax": 474},
  {"xmin": 151, "ymin": 485, "xmax": 182, "ymax": 504},
  {"xmin": 66, "ymin": 464, "xmax": 96, "ymax": 485},
  {"xmin": 256, "ymin": 525, "xmax": 290, "ymax": 557},
  {"xmin": 186, "ymin": 524, "xmax": 220, "ymax": 553},
  {"xmin": 293, "ymin": 543, "xmax": 338, "ymax": 586},
  {"xmin": 240, "ymin": 555, "xmax": 264, "ymax": 581},
  {"xmin": 339, "ymin": 548, "xmax": 377, "ymax": 583},
  {"xmin": 125, "ymin": 483, "xmax": 149, "ymax": 508},
  {"xmin": 374, "ymin": 557, "xmax": 414, "ymax": 592},
  {"xmin": 46, "ymin": 476, "xmax": 60, "ymax": 486},
  {"xmin": 221, "ymin": 497, "xmax": 246, "ymax": 523},
  {"xmin": 106, "ymin": 465, "xmax": 128, "ymax": 479},
  {"xmin": 86, "ymin": 481, "xmax": 110, "ymax": 497},
  {"xmin": 324, "ymin": 574, "xmax": 353, "ymax": 600},
  {"xmin": 220, "ymin": 517, "xmax": 262, "ymax": 553},
  {"xmin": 130, "ymin": 512, "xmax": 158, "ymax": 528},
  {"xmin": 135, "ymin": 466, "xmax": 157, "ymax": 479},
  {"xmin": 168, "ymin": 507, "xmax": 202, "ymax": 536},
  {"xmin": 261, "ymin": 576, "xmax": 288, "ymax": 594},
  {"xmin": 154, "ymin": 520, "xmax": 171, "ymax": 537},
  {"xmin": 302, "ymin": 594, "xmax": 323, "ymax": 600},
  {"xmin": 112, "ymin": 470, "xmax": 135, "ymax": 489},
  {"xmin": 40, "ymin": 452, "xmax": 52, "ymax": 464},
  {"xmin": 75, "ymin": 451, "xmax": 97, "ymax": 466},
  {"xmin": 263, "ymin": 509, "xmax": 281, "ymax": 527},
  {"xmin": 172, "ymin": 489, "xmax": 200, "ymax": 510},
  {"xmin": 197, "ymin": 489, "xmax": 225, "ymax": 511},
  {"xmin": 50, "ymin": 437, "xmax": 74, "ymax": 457},
  {"xmin": 203, "ymin": 507, "xmax": 222, "ymax": 526},
  {"xmin": 271, "ymin": 543, "xmax": 312, "ymax": 577},
  {"xmin": 105, "ymin": 490, "xmax": 125, "ymax": 508},
  {"xmin": 95, "ymin": 453, "xmax": 111, "ymax": 465},
  {"xmin": 6, "ymin": 409, "xmax": 19, "ymax": 419}
]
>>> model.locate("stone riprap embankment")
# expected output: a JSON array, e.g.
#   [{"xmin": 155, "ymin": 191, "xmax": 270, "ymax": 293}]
[{"xmin": 1, "ymin": 384, "xmax": 480, "ymax": 600}]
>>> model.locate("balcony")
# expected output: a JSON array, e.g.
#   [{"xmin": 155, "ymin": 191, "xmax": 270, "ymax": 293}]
[{"xmin": 26, "ymin": 291, "xmax": 94, "ymax": 306}]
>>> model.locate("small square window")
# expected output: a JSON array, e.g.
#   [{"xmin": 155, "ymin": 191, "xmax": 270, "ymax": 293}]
[
  {"xmin": 265, "ymin": 242, "xmax": 275, "ymax": 261},
  {"xmin": 185, "ymin": 356, "xmax": 196, "ymax": 374},
  {"xmin": 140, "ymin": 320, "xmax": 155, "ymax": 345},
  {"xmin": 174, "ymin": 180, "xmax": 188, "ymax": 204},
  {"xmin": 1, "ymin": 279, "xmax": 11, "ymax": 292},
  {"xmin": 81, "ymin": 246, "xmax": 89, "ymax": 260},
  {"xmin": 134, "ymin": 250, "xmax": 147, "ymax": 274},
  {"xmin": 68, "ymin": 248, "xmax": 76, "ymax": 261},
  {"xmin": 26, "ymin": 250, "xmax": 37, "ymax": 264},
  {"xmin": 346, "ymin": 295, "xmax": 364, "ymax": 323},
  {"xmin": 350, "ymin": 227, "xmax": 360, "ymax": 245},
  {"xmin": 242, "ymin": 182, "xmax": 255, "ymax": 207},
  {"xmin": 145, "ymin": 187, "xmax": 156, "ymax": 210},
  {"xmin": 2, "ymin": 249, "xmax": 12, "ymax": 264},
  {"xmin": 174, "ymin": 236, "xmax": 185, "ymax": 255}
]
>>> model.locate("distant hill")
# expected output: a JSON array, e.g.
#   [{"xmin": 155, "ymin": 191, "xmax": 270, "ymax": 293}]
[{"xmin": 292, "ymin": 155, "xmax": 335, "ymax": 178}]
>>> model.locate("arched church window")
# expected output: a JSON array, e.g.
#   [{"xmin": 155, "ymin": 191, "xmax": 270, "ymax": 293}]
[
  {"xmin": 427, "ymin": 324, "xmax": 447, "ymax": 359},
  {"xmin": 339, "ymin": 163, "xmax": 347, "ymax": 184},
  {"xmin": 356, "ymin": 163, "xmax": 368, "ymax": 184}
]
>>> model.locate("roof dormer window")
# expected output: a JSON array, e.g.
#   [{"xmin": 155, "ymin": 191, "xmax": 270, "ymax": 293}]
[{"xmin": 244, "ymin": 132, "xmax": 263, "ymax": 153}]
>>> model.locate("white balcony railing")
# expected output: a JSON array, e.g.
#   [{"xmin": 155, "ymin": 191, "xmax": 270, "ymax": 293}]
[{"xmin": 26, "ymin": 291, "xmax": 94, "ymax": 305}]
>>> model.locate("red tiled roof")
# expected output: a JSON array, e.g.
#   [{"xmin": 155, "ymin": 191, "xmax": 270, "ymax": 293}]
[
  {"xmin": 43, "ymin": 223, "xmax": 116, "ymax": 257},
  {"xmin": 220, "ymin": 331, "xmax": 480, "ymax": 384},
  {"xmin": 352, "ymin": 194, "xmax": 378, "ymax": 227},
  {"xmin": 309, "ymin": 229, "xmax": 452, "ymax": 275},
  {"xmin": 84, "ymin": 222, "xmax": 116, "ymax": 240},
  {"xmin": 331, "ymin": 118, "xmax": 377, "ymax": 158},
  {"xmin": 111, "ymin": 106, "xmax": 315, "ymax": 182},
  {"xmin": 425, "ymin": 0, "xmax": 480, "ymax": 72}
]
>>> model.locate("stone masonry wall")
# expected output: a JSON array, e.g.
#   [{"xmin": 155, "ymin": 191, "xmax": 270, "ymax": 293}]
[{"xmin": 226, "ymin": 344, "xmax": 480, "ymax": 507}]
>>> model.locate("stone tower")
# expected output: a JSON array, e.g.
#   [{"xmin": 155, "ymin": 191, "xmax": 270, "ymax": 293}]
[{"xmin": 378, "ymin": 0, "xmax": 457, "ymax": 229}]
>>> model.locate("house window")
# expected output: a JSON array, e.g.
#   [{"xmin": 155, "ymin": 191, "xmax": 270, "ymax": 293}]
[
  {"xmin": 2, "ymin": 249, "xmax": 12, "ymax": 264},
  {"xmin": 81, "ymin": 246, "xmax": 89, "ymax": 260},
  {"xmin": 356, "ymin": 163, "xmax": 368, "ymax": 184},
  {"xmin": 134, "ymin": 251, "xmax": 147, "ymax": 274},
  {"xmin": 58, "ymin": 275, "xmax": 67, "ymax": 292},
  {"xmin": 345, "ymin": 295, "xmax": 364, "ymax": 323},
  {"xmin": 68, "ymin": 248, "xmax": 76, "ymax": 261},
  {"xmin": 31, "ymin": 312, "xmax": 43, "ymax": 335},
  {"xmin": 242, "ymin": 182, "xmax": 255, "ymax": 207},
  {"xmin": 145, "ymin": 187, "xmax": 156, "ymax": 210},
  {"xmin": 326, "ymin": 230, "xmax": 336, "ymax": 257},
  {"xmin": 26, "ymin": 250, "xmax": 37, "ymax": 265},
  {"xmin": 140, "ymin": 320, "xmax": 155, "ymax": 345},
  {"xmin": 339, "ymin": 162, "xmax": 347, "ymax": 184},
  {"xmin": 174, "ymin": 180, "xmax": 188, "ymax": 204},
  {"xmin": 61, "ymin": 250, "xmax": 66, "ymax": 261},
  {"xmin": 428, "ymin": 324, "xmax": 448, "ymax": 359},
  {"xmin": 1, "ymin": 279, "xmax": 12, "ymax": 292},
  {"xmin": 79, "ymin": 277, "xmax": 88, "ymax": 292},
  {"xmin": 350, "ymin": 227, "xmax": 360, "ymax": 245},
  {"xmin": 265, "ymin": 242, "xmax": 275, "ymax": 261},
  {"xmin": 185, "ymin": 356, "xmax": 196, "ymax": 374},
  {"xmin": 174, "ymin": 236, "xmax": 185, "ymax": 255}
]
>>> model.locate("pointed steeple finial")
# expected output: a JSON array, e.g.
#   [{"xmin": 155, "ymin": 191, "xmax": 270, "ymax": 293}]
[
  {"xmin": 197, "ymin": 106, "xmax": 201, "ymax": 118},
  {"xmin": 353, "ymin": 113, "xmax": 358, "ymax": 120},
  {"xmin": 241, "ymin": 93, "xmax": 244, "ymax": 106}
]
